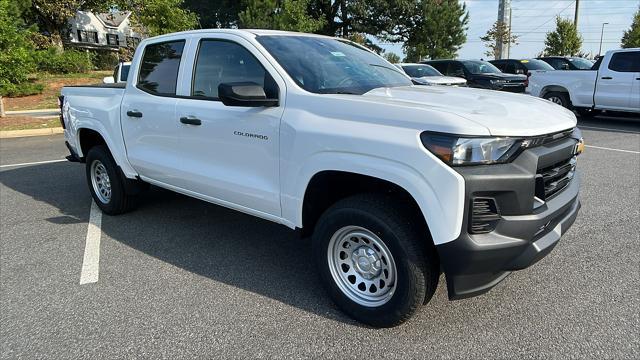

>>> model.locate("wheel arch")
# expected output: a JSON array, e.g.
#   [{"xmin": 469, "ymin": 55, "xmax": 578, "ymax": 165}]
[{"xmin": 286, "ymin": 152, "xmax": 465, "ymax": 246}]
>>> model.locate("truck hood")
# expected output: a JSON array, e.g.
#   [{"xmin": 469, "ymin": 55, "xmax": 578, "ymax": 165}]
[{"xmin": 362, "ymin": 86, "xmax": 577, "ymax": 136}]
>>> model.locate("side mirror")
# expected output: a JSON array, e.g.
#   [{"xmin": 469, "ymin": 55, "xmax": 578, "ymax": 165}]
[
  {"xmin": 218, "ymin": 82, "xmax": 278, "ymax": 107},
  {"xmin": 103, "ymin": 76, "xmax": 115, "ymax": 84}
]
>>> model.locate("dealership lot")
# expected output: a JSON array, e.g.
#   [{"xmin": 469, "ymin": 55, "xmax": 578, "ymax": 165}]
[{"xmin": 1, "ymin": 116, "xmax": 639, "ymax": 359}]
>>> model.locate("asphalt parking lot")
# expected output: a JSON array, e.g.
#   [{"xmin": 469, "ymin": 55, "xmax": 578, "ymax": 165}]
[{"xmin": 1, "ymin": 115, "xmax": 639, "ymax": 359}]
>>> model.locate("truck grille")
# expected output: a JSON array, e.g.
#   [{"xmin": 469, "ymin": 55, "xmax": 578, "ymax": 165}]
[{"xmin": 537, "ymin": 156, "xmax": 577, "ymax": 200}]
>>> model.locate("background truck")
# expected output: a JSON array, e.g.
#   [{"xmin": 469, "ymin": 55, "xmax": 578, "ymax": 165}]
[
  {"xmin": 528, "ymin": 48, "xmax": 640, "ymax": 115},
  {"xmin": 61, "ymin": 29, "xmax": 583, "ymax": 327}
]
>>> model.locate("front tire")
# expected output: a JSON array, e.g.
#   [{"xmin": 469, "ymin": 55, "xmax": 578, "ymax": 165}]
[
  {"xmin": 85, "ymin": 145, "xmax": 138, "ymax": 215},
  {"xmin": 312, "ymin": 194, "xmax": 439, "ymax": 327},
  {"xmin": 544, "ymin": 91, "xmax": 571, "ymax": 109}
]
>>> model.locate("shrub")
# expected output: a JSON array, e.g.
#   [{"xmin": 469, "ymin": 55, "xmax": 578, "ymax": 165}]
[
  {"xmin": 0, "ymin": 81, "xmax": 44, "ymax": 97},
  {"xmin": 90, "ymin": 49, "xmax": 120, "ymax": 70},
  {"xmin": 34, "ymin": 47, "xmax": 94, "ymax": 74},
  {"xmin": 0, "ymin": 0, "xmax": 36, "ymax": 89}
]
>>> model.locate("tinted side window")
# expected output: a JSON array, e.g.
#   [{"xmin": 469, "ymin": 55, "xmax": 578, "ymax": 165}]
[
  {"xmin": 492, "ymin": 62, "xmax": 506, "ymax": 71},
  {"xmin": 428, "ymin": 62, "xmax": 447, "ymax": 74},
  {"xmin": 192, "ymin": 40, "xmax": 269, "ymax": 99},
  {"xmin": 544, "ymin": 58, "xmax": 563, "ymax": 70},
  {"xmin": 608, "ymin": 52, "xmax": 640, "ymax": 72},
  {"xmin": 138, "ymin": 41, "xmax": 185, "ymax": 96},
  {"xmin": 447, "ymin": 62, "xmax": 465, "ymax": 77},
  {"xmin": 504, "ymin": 62, "xmax": 516, "ymax": 74}
]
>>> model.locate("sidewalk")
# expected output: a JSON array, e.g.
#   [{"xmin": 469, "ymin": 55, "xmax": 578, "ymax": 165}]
[{"xmin": 5, "ymin": 109, "xmax": 60, "ymax": 119}]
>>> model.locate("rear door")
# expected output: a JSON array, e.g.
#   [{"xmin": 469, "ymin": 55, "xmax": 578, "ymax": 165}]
[
  {"xmin": 173, "ymin": 35, "xmax": 286, "ymax": 216},
  {"xmin": 120, "ymin": 38, "xmax": 188, "ymax": 185},
  {"xmin": 595, "ymin": 51, "xmax": 639, "ymax": 111}
]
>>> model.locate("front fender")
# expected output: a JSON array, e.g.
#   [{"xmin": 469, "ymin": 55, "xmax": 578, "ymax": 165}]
[{"xmin": 282, "ymin": 151, "xmax": 465, "ymax": 246}]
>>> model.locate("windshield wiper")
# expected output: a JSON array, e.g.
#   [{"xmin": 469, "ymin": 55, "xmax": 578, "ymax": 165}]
[{"xmin": 369, "ymin": 63, "xmax": 404, "ymax": 75}]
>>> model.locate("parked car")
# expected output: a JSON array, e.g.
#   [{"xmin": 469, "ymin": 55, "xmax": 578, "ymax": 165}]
[
  {"xmin": 529, "ymin": 48, "xmax": 639, "ymax": 115},
  {"xmin": 103, "ymin": 62, "xmax": 131, "ymax": 84},
  {"xmin": 490, "ymin": 58, "xmax": 555, "ymax": 75},
  {"xmin": 536, "ymin": 56, "xmax": 594, "ymax": 70},
  {"xmin": 423, "ymin": 59, "xmax": 527, "ymax": 92},
  {"xmin": 60, "ymin": 30, "xmax": 583, "ymax": 327},
  {"xmin": 395, "ymin": 63, "xmax": 467, "ymax": 86}
]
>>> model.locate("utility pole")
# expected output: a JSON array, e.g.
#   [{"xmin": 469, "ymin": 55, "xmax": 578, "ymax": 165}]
[
  {"xmin": 496, "ymin": 0, "xmax": 512, "ymax": 60},
  {"xmin": 599, "ymin": 22, "xmax": 609, "ymax": 56},
  {"xmin": 507, "ymin": 7, "xmax": 512, "ymax": 59},
  {"xmin": 574, "ymin": 0, "xmax": 580, "ymax": 28}
]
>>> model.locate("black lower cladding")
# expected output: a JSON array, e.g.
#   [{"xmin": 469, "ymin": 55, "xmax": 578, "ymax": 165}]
[{"xmin": 436, "ymin": 134, "xmax": 582, "ymax": 300}]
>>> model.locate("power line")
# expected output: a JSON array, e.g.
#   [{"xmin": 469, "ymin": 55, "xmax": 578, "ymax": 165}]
[{"xmin": 516, "ymin": 0, "xmax": 577, "ymax": 37}]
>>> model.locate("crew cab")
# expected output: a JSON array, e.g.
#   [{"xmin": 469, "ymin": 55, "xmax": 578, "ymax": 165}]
[
  {"xmin": 529, "ymin": 49, "xmax": 640, "ymax": 115},
  {"xmin": 423, "ymin": 59, "xmax": 528, "ymax": 93},
  {"xmin": 61, "ymin": 30, "xmax": 583, "ymax": 327}
]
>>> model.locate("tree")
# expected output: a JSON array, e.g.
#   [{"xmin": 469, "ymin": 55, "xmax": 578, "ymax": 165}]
[
  {"xmin": 183, "ymin": 0, "xmax": 243, "ymax": 28},
  {"xmin": 239, "ymin": 0, "xmax": 324, "ymax": 33},
  {"xmin": 0, "ymin": 0, "xmax": 36, "ymax": 94},
  {"xmin": 544, "ymin": 17, "xmax": 582, "ymax": 56},
  {"xmin": 26, "ymin": 0, "xmax": 106, "ymax": 46},
  {"xmin": 132, "ymin": 0, "xmax": 199, "ymax": 36},
  {"xmin": 383, "ymin": 52, "xmax": 401, "ymax": 63},
  {"xmin": 480, "ymin": 20, "xmax": 518, "ymax": 59},
  {"xmin": 621, "ymin": 7, "xmax": 640, "ymax": 48},
  {"xmin": 400, "ymin": 0, "xmax": 469, "ymax": 62}
]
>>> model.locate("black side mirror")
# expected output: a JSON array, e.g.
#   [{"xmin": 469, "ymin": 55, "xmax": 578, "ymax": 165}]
[{"xmin": 218, "ymin": 82, "xmax": 278, "ymax": 107}]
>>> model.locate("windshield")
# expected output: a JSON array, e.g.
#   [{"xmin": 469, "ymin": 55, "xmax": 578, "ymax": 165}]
[
  {"xmin": 401, "ymin": 64, "xmax": 443, "ymax": 78},
  {"xmin": 520, "ymin": 59, "xmax": 554, "ymax": 71},
  {"xmin": 461, "ymin": 60, "xmax": 502, "ymax": 74},
  {"xmin": 569, "ymin": 57, "xmax": 594, "ymax": 70},
  {"xmin": 257, "ymin": 35, "xmax": 411, "ymax": 95}
]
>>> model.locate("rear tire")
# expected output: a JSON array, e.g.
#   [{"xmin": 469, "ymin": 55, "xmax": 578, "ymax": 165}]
[
  {"xmin": 85, "ymin": 145, "xmax": 139, "ymax": 215},
  {"xmin": 544, "ymin": 91, "xmax": 571, "ymax": 109},
  {"xmin": 312, "ymin": 194, "xmax": 439, "ymax": 327}
]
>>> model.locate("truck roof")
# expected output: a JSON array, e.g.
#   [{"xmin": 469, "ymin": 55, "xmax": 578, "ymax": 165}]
[{"xmin": 142, "ymin": 29, "xmax": 333, "ymax": 43}]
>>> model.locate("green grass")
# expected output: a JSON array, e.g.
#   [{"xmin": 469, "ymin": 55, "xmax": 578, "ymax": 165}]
[{"xmin": 0, "ymin": 118, "xmax": 60, "ymax": 131}]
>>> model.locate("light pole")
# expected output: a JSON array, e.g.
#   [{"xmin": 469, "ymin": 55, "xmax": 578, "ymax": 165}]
[{"xmin": 598, "ymin": 22, "xmax": 609, "ymax": 56}]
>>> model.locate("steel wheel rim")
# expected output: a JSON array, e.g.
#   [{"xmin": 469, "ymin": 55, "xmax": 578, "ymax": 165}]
[
  {"xmin": 327, "ymin": 226, "xmax": 397, "ymax": 307},
  {"xmin": 90, "ymin": 160, "xmax": 111, "ymax": 204},
  {"xmin": 548, "ymin": 96, "xmax": 563, "ymax": 105}
]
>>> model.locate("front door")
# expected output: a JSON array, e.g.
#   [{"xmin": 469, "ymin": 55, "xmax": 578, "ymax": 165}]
[{"xmin": 174, "ymin": 37, "xmax": 284, "ymax": 216}]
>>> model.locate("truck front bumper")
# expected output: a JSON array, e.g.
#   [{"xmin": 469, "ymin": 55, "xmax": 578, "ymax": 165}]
[{"xmin": 436, "ymin": 135, "xmax": 581, "ymax": 299}]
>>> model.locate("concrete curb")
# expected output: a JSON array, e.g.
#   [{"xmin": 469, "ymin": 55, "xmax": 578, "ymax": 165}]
[
  {"xmin": 0, "ymin": 127, "xmax": 64, "ymax": 139},
  {"xmin": 5, "ymin": 109, "xmax": 60, "ymax": 115}
]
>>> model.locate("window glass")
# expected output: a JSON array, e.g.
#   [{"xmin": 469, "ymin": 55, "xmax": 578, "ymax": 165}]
[
  {"xmin": 192, "ymin": 40, "xmax": 268, "ymax": 99},
  {"xmin": 401, "ymin": 65, "xmax": 442, "ymax": 77},
  {"xmin": 504, "ymin": 62, "xmax": 516, "ymax": 74},
  {"xmin": 426, "ymin": 62, "xmax": 448, "ymax": 74},
  {"xmin": 461, "ymin": 60, "xmax": 501, "ymax": 74},
  {"xmin": 608, "ymin": 52, "xmax": 640, "ymax": 72},
  {"xmin": 447, "ymin": 62, "xmax": 466, "ymax": 77},
  {"xmin": 542, "ymin": 58, "xmax": 563, "ymax": 70},
  {"xmin": 107, "ymin": 34, "xmax": 119, "ymax": 46},
  {"xmin": 521, "ymin": 59, "xmax": 554, "ymax": 71},
  {"xmin": 120, "ymin": 64, "xmax": 130, "ymax": 82},
  {"xmin": 137, "ymin": 41, "xmax": 185, "ymax": 96},
  {"xmin": 568, "ymin": 57, "xmax": 594, "ymax": 70},
  {"xmin": 257, "ymin": 36, "xmax": 410, "ymax": 95}
]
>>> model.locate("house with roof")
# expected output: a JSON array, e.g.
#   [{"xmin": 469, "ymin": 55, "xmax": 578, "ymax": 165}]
[{"xmin": 67, "ymin": 11, "xmax": 143, "ymax": 50}]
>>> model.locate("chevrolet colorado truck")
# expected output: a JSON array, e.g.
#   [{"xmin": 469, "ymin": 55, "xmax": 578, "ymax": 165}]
[
  {"xmin": 61, "ymin": 30, "xmax": 583, "ymax": 327},
  {"xmin": 528, "ymin": 49, "xmax": 640, "ymax": 116}
]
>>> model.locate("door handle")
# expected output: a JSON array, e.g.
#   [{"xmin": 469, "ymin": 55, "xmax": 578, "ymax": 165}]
[
  {"xmin": 126, "ymin": 110, "xmax": 143, "ymax": 118},
  {"xmin": 636, "ymin": 78, "xmax": 640, "ymax": 80},
  {"xmin": 601, "ymin": 76, "xmax": 613, "ymax": 80},
  {"xmin": 180, "ymin": 117, "xmax": 202, "ymax": 126}
]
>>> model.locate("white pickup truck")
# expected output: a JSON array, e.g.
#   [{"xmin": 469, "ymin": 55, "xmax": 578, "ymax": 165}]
[
  {"xmin": 528, "ymin": 48, "xmax": 640, "ymax": 115},
  {"xmin": 61, "ymin": 30, "xmax": 583, "ymax": 327}
]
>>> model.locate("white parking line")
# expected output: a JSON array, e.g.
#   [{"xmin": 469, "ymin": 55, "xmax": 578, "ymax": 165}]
[
  {"xmin": 579, "ymin": 126, "xmax": 640, "ymax": 135},
  {"xmin": 0, "ymin": 159, "xmax": 66, "ymax": 168},
  {"xmin": 585, "ymin": 145, "xmax": 640, "ymax": 154},
  {"xmin": 80, "ymin": 201, "xmax": 103, "ymax": 285}
]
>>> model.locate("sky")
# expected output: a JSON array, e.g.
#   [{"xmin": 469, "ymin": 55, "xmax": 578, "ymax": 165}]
[{"xmin": 377, "ymin": 0, "xmax": 640, "ymax": 60}]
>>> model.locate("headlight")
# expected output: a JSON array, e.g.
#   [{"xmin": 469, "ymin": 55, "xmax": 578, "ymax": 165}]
[{"xmin": 421, "ymin": 132, "xmax": 522, "ymax": 166}]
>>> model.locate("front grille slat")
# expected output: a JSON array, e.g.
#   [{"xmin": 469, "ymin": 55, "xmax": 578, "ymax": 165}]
[{"xmin": 537, "ymin": 156, "xmax": 577, "ymax": 200}]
